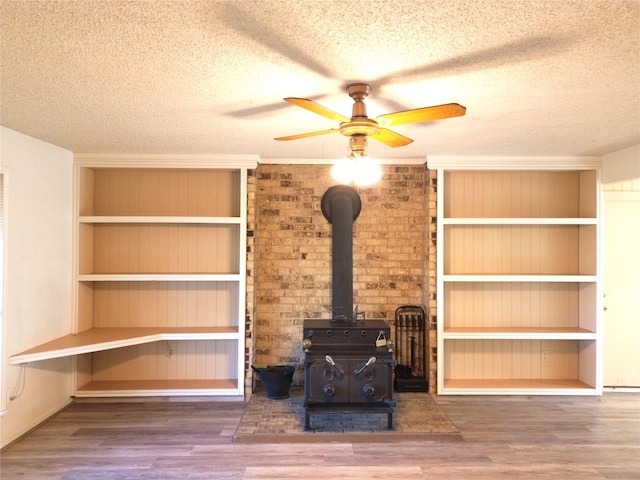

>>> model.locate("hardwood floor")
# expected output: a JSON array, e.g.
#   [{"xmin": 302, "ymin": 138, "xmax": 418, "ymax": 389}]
[{"xmin": 1, "ymin": 393, "xmax": 638, "ymax": 479}]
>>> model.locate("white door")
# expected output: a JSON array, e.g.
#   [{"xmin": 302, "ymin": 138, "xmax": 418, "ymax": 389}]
[{"xmin": 603, "ymin": 190, "xmax": 640, "ymax": 387}]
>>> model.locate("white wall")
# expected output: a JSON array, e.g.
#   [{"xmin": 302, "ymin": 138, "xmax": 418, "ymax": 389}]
[
  {"xmin": 602, "ymin": 144, "xmax": 640, "ymax": 183},
  {"xmin": 0, "ymin": 127, "xmax": 73, "ymax": 449}
]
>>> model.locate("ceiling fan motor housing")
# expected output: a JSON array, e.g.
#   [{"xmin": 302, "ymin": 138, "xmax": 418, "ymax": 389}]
[
  {"xmin": 339, "ymin": 119, "xmax": 379, "ymax": 138},
  {"xmin": 339, "ymin": 83, "xmax": 379, "ymax": 137}
]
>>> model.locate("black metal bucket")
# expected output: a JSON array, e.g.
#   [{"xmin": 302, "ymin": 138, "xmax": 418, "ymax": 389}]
[{"xmin": 251, "ymin": 365, "xmax": 295, "ymax": 399}]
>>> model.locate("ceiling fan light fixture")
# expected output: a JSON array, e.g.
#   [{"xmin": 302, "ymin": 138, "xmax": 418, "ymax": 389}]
[
  {"xmin": 330, "ymin": 156, "xmax": 356, "ymax": 184},
  {"xmin": 352, "ymin": 155, "xmax": 382, "ymax": 186},
  {"xmin": 330, "ymin": 149, "xmax": 382, "ymax": 186}
]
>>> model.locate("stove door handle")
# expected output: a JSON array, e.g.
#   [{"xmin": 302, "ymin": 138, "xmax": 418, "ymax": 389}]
[
  {"xmin": 354, "ymin": 356, "xmax": 376, "ymax": 376},
  {"xmin": 325, "ymin": 355, "xmax": 344, "ymax": 378}
]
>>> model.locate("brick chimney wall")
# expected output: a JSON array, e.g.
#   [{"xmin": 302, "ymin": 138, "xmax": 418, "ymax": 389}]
[{"xmin": 250, "ymin": 163, "xmax": 438, "ymax": 391}]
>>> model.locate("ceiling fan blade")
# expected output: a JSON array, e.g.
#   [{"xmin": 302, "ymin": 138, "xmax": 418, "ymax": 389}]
[
  {"xmin": 369, "ymin": 128, "xmax": 414, "ymax": 147},
  {"xmin": 227, "ymin": 94, "xmax": 331, "ymax": 118},
  {"xmin": 274, "ymin": 129, "xmax": 339, "ymax": 141},
  {"xmin": 285, "ymin": 98, "xmax": 351, "ymax": 123},
  {"xmin": 376, "ymin": 103, "xmax": 466, "ymax": 127}
]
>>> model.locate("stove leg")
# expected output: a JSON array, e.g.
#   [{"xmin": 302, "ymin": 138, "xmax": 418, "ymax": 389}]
[
  {"xmin": 388, "ymin": 412, "xmax": 393, "ymax": 430},
  {"xmin": 305, "ymin": 407, "xmax": 310, "ymax": 431}
]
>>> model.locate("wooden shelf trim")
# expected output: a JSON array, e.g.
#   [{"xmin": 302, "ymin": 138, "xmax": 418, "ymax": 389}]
[
  {"xmin": 78, "ymin": 274, "xmax": 242, "ymax": 281},
  {"xmin": 9, "ymin": 327, "xmax": 239, "ymax": 365},
  {"xmin": 74, "ymin": 379, "xmax": 240, "ymax": 397},
  {"xmin": 79, "ymin": 216, "xmax": 242, "ymax": 224},
  {"xmin": 443, "ymin": 275, "xmax": 597, "ymax": 282},
  {"xmin": 443, "ymin": 327, "xmax": 597, "ymax": 340},
  {"xmin": 442, "ymin": 378, "xmax": 596, "ymax": 394},
  {"xmin": 443, "ymin": 217, "xmax": 597, "ymax": 225}
]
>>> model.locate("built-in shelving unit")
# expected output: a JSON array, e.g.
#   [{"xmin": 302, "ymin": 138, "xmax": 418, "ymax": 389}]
[
  {"xmin": 429, "ymin": 158, "xmax": 603, "ymax": 395},
  {"xmin": 10, "ymin": 154, "xmax": 257, "ymax": 398}
]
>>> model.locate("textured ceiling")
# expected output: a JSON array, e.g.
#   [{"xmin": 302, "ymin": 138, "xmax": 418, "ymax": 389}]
[{"xmin": 1, "ymin": 0, "xmax": 639, "ymax": 162}]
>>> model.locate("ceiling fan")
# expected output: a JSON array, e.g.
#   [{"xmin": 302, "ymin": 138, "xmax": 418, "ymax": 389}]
[{"xmin": 274, "ymin": 83, "xmax": 466, "ymax": 154}]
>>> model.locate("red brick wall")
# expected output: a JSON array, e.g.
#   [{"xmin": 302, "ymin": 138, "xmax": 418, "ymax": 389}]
[{"xmin": 250, "ymin": 163, "xmax": 437, "ymax": 390}]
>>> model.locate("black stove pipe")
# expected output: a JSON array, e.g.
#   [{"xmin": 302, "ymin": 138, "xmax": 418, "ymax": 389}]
[{"xmin": 321, "ymin": 186, "xmax": 361, "ymax": 321}]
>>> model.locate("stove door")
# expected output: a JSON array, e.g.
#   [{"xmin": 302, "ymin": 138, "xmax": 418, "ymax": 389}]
[
  {"xmin": 349, "ymin": 358, "xmax": 393, "ymax": 403},
  {"xmin": 305, "ymin": 357, "xmax": 349, "ymax": 403}
]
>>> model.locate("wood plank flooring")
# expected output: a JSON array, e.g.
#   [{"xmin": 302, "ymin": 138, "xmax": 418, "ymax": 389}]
[{"xmin": 1, "ymin": 393, "xmax": 638, "ymax": 479}]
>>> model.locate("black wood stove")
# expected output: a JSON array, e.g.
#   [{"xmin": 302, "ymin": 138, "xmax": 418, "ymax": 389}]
[
  {"xmin": 301, "ymin": 185, "xmax": 395, "ymax": 430},
  {"xmin": 302, "ymin": 317, "xmax": 395, "ymax": 430}
]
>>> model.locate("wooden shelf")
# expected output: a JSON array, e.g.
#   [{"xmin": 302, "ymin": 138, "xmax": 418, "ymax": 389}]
[
  {"xmin": 9, "ymin": 327, "xmax": 239, "ymax": 365},
  {"xmin": 443, "ymin": 327, "xmax": 596, "ymax": 340},
  {"xmin": 443, "ymin": 275, "xmax": 597, "ymax": 282},
  {"xmin": 61, "ymin": 157, "xmax": 254, "ymax": 398},
  {"xmin": 442, "ymin": 378, "xmax": 596, "ymax": 394},
  {"xmin": 443, "ymin": 217, "xmax": 597, "ymax": 225},
  {"xmin": 436, "ymin": 166, "xmax": 602, "ymax": 396},
  {"xmin": 78, "ymin": 274, "xmax": 242, "ymax": 281},
  {"xmin": 79, "ymin": 216, "xmax": 242, "ymax": 224},
  {"xmin": 75, "ymin": 379, "xmax": 239, "ymax": 397}
]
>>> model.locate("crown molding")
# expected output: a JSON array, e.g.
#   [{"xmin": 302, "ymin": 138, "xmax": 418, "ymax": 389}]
[
  {"xmin": 73, "ymin": 153, "xmax": 259, "ymax": 168},
  {"xmin": 426, "ymin": 155, "xmax": 602, "ymax": 170},
  {"xmin": 261, "ymin": 157, "xmax": 426, "ymax": 165}
]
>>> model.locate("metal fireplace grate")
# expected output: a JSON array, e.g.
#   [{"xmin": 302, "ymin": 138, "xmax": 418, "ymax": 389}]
[{"xmin": 394, "ymin": 305, "xmax": 428, "ymax": 392}]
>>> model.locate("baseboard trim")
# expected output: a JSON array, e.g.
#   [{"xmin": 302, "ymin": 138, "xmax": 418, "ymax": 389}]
[{"xmin": 604, "ymin": 386, "xmax": 640, "ymax": 393}]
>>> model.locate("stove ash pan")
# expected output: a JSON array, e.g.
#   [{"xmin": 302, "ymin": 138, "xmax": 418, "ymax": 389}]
[{"xmin": 302, "ymin": 318, "xmax": 396, "ymax": 430}]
